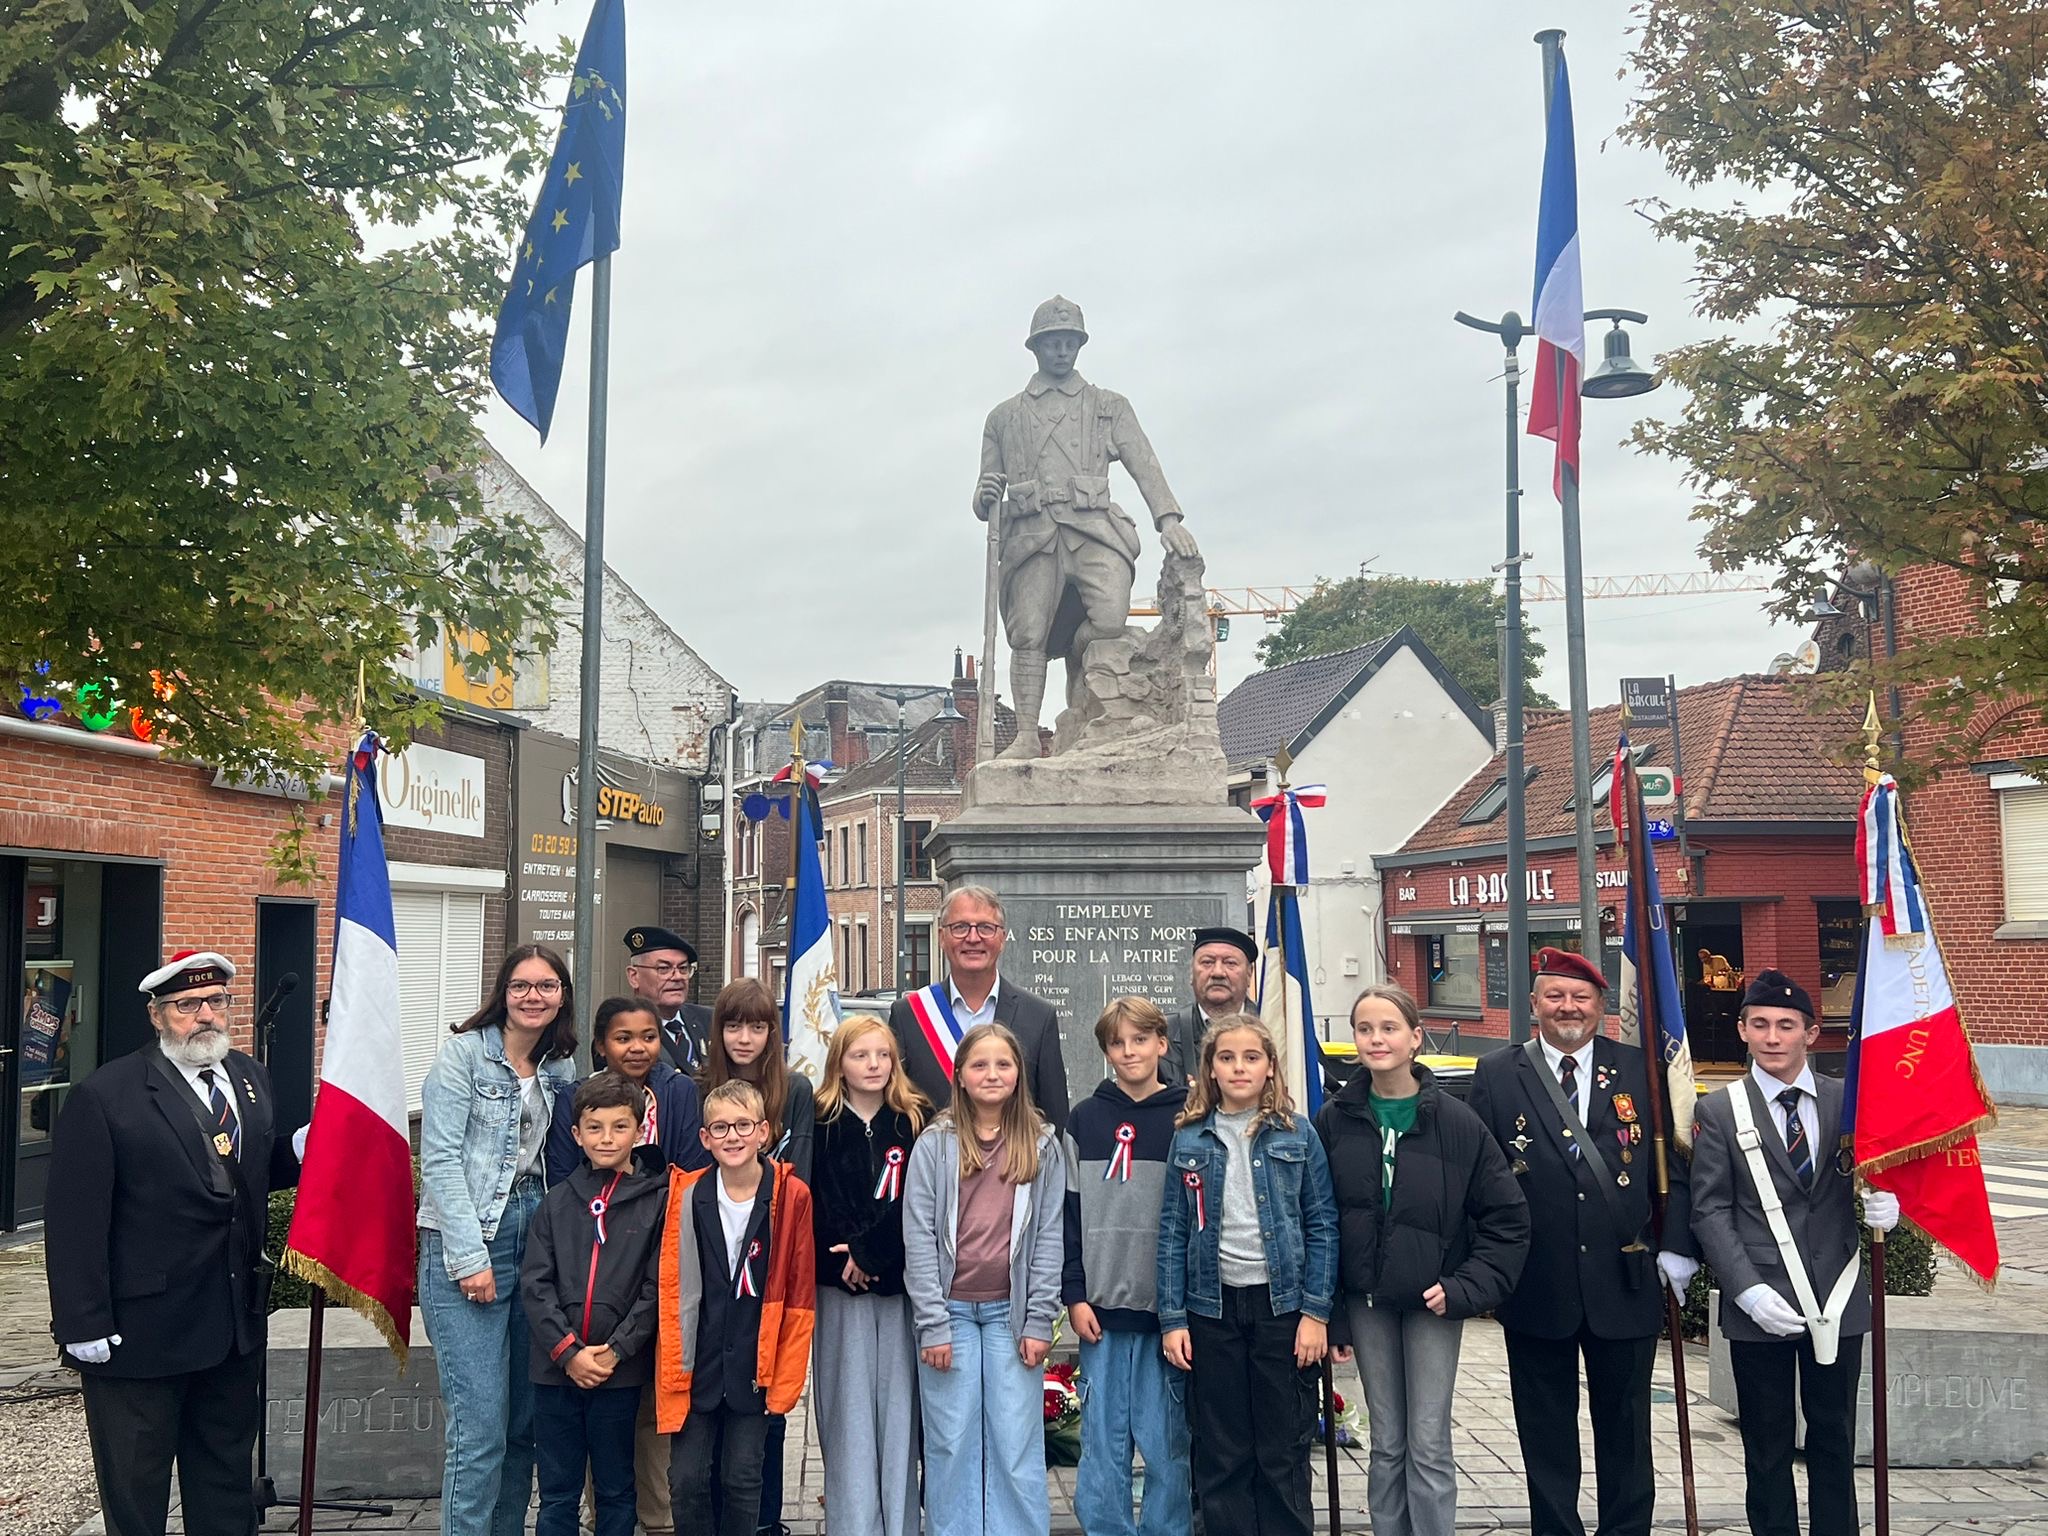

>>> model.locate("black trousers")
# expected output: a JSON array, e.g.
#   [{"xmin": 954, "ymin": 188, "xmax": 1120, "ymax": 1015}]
[
  {"xmin": 1729, "ymin": 1333, "xmax": 1864, "ymax": 1536},
  {"xmin": 80, "ymin": 1346, "xmax": 261, "ymax": 1536},
  {"xmin": 1504, "ymin": 1324, "xmax": 1659, "ymax": 1536},
  {"xmin": 670, "ymin": 1404, "xmax": 772, "ymax": 1536},
  {"xmin": 1185, "ymin": 1284, "xmax": 1316, "ymax": 1536}
]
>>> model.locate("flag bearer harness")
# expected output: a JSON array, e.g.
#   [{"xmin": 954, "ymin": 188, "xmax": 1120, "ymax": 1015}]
[{"xmin": 1725, "ymin": 1082, "xmax": 1858, "ymax": 1366}]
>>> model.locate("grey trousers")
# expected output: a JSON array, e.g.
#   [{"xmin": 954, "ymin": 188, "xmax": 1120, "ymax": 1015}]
[
  {"xmin": 1346, "ymin": 1300, "xmax": 1464, "ymax": 1536},
  {"xmin": 814, "ymin": 1286, "xmax": 922, "ymax": 1536}
]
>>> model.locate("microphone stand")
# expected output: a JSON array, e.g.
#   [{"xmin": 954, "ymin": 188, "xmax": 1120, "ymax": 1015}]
[{"xmin": 249, "ymin": 979, "xmax": 390, "ymax": 1525}]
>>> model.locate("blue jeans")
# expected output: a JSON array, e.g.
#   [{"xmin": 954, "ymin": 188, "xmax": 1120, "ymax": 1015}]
[
  {"xmin": 916, "ymin": 1299, "xmax": 1047, "ymax": 1536},
  {"xmin": 1076, "ymin": 1330, "xmax": 1192, "ymax": 1536},
  {"xmin": 533, "ymin": 1383, "xmax": 639, "ymax": 1536},
  {"xmin": 419, "ymin": 1177, "xmax": 542, "ymax": 1536}
]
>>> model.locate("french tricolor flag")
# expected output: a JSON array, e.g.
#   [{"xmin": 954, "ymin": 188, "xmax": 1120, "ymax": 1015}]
[
  {"xmin": 283, "ymin": 734, "xmax": 416, "ymax": 1360},
  {"xmin": 1843, "ymin": 774, "xmax": 1999, "ymax": 1284},
  {"xmin": 1528, "ymin": 46, "xmax": 1585, "ymax": 499}
]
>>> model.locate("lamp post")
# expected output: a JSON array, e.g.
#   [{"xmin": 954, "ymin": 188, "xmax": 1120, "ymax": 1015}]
[
  {"xmin": 1533, "ymin": 27, "xmax": 1663, "ymax": 972},
  {"xmin": 1453, "ymin": 307, "xmax": 1535, "ymax": 1043},
  {"xmin": 872, "ymin": 687, "xmax": 963, "ymax": 989}
]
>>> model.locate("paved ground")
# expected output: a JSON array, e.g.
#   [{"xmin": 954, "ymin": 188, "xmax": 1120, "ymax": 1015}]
[{"xmin": 8, "ymin": 1107, "xmax": 2048, "ymax": 1534}]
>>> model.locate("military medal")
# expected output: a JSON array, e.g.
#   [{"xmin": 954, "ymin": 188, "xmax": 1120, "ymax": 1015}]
[
  {"xmin": 1617, "ymin": 1130, "xmax": 1633, "ymax": 1166},
  {"xmin": 1596, "ymin": 1064, "xmax": 1615, "ymax": 1091},
  {"xmin": 1512, "ymin": 1159, "xmax": 1530, "ymax": 1176},
  {"xmin": 1509, "ymin": 1131, "xmax": 1533, "ymax": 1156},
  {"xmin": 1612, "ymin": 1093, "xmax": 1637, "ymax": 1124},
  {"xmin": 214, "ymin": 1132, "xmax": 235, "ymax": 1157},
  {"xmin": 1617, "ymin": 1171, "xmax": 1631, "ymax": 1187}
]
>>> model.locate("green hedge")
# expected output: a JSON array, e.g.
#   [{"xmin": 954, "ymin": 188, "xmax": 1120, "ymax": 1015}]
[
  {"xmin": 265, "ymin": 1160, "xmax": 422, "ymax": 1315},
  {"xmin": 1677, "ymin": 1196, "xmax": 1936, "ymax": 1339}
]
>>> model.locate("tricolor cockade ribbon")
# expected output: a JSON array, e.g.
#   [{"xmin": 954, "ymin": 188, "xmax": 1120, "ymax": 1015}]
[
  {"xmin": 736, "ymin": 1238, "xmax": 762, "ymax": 1299},
  {"xmin": 1104, "ymin": 1123, "xmax": 1137, "ymax": 1182},
  {"xmin": 1184, "ymin": 1170, "xmax": 1206, "ymax": 1231},
  {"xmin": 873, "ymin": 1145, "xmax": 906, "ymax": 1202},
  {"xmin": 588, "ymin": 1171, "xmax": 624, "ymax": 1244}
]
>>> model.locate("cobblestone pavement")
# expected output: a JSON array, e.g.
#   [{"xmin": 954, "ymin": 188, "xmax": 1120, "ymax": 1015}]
[{"xmin": 17, "ymin": 1107, "xmax": 2048, "ymax": 1534}]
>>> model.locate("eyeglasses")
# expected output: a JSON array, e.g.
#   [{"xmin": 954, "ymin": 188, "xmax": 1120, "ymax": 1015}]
[
  {"xmin": 942, "ymin": 921, "xmax": 1003, "ymax": 939},
  {"xmin": 161, "ymin": 992, "xmax": 233, "ymax": 1016},
  {"xmin": 634, "ymin": 961, "xmax": 694, "ymax": 978},
  {"xmin": 506, "ymin": 979, "xmax": 564, "ymax": 999},
  {"xmin": 705, "ymin": 1118, "xmax": 760, "ymax": 1139}
]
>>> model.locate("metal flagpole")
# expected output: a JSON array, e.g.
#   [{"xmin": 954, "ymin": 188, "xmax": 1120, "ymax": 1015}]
[
  {"xmin": 571, "ymin": 256, "xmax": 613, "ymax": 1029},
  {"xmin": 1860, "ymin": 695, "xmax": 1892, "ymax": 1536},
  {"xmin": 1535, "ymin": 28, "xmax": 1602, "ymax": 964},
  {"xmin": 978, "ymin": 487, "xmax": 1003, "ymax": 759}
]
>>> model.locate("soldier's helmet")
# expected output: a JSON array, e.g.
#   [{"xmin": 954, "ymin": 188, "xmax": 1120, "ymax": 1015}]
[{"xmin": 1026, "ymin": 295, "xmax": 1088, "ymax": 348}]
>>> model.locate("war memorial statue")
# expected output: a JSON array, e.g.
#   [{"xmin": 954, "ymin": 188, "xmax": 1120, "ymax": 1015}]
[{"xmin": 970, "ymin": 296, "xmax": 1227, "ymax": 805}]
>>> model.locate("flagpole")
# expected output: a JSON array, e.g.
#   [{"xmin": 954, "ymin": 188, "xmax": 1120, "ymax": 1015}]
[
  {"xmin": 571, "ymin": 254, "xmax": 612, "ymax": 1030},
  {"xmin": 1860, "ymin": 695, "xmax": 1892, "ymax": 1536},
  {"xmin": 1620, "ymin": 751, "xmax": 1700, "ymax": 1536},
  {"xmin": 782, "ymin": 720, "xmax": 808, "ymax": 1025}
]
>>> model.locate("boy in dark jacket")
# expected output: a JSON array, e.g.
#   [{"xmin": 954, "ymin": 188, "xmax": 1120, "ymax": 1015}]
[
  {"xmin": 520, "ymin": 1071, "xmax": 669, "ymax": 1536},
  {"xmin": 1061, "ymin": 997, "xmax": 1193, "ymax": 1536}
]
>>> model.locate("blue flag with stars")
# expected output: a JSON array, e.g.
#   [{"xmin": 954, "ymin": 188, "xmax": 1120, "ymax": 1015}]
[{"xmin": 490, "ymin": 0, "xmax": 626, "ymax": 440}]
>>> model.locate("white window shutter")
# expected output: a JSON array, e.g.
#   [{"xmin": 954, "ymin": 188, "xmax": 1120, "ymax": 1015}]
[
  {"xmin": 2002, "ymin": 785, "xmax": 2048, "ymax": 922},
  {"xmin": 393, "ymin": 890, "xmax": 447, "ymax": 1114}
]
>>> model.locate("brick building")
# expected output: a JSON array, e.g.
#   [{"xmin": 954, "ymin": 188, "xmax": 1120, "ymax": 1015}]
[
  {"xmin": 1376, "ymin": 675, "xmax": 1866, "ymax": 1065},
  {"xmin": 0, "ymin": 711, "xmax": 345, "ymax": 1229},
  {"xmin": 1882, "ymin": 563, "xmax": 2048, "ymax": 1101}
]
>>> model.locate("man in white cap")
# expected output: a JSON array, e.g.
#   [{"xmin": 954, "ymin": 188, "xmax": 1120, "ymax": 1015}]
[{"xmin": 45, "ymin": 948, "xmax": 303, "ymax": 1536}]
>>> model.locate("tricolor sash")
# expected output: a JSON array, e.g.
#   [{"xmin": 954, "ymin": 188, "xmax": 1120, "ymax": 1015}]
[{"xmin": 905, "ymin": 984, "xmax": 968, "ymax": 1078}]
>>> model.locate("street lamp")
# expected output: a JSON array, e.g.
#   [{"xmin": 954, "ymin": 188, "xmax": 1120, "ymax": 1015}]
[{"xmin": 872, "ymin": 687, "xmax": 962, "ymax": 989}]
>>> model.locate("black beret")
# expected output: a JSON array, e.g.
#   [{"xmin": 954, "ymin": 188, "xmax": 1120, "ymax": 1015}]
[
  {"xmin": 1191, "ymin": 927, "xmax": 1258, "ymax": 964},
  {"xmin": 1741, "ymin": 968, "xmax": 1814, "ymax": 1019},
  {"xmin": 1533, "ymin": 946, "xmax": 1609, "ymax": 991},
  {"xmin": 623, "ymin": 926, "xmax": 697, "ymax": 964}
]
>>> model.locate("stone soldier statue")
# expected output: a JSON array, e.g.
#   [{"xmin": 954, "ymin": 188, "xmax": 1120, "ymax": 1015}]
[{"xmin": 975, "ymin": 296, "xmax": 1200, "ymax": 757}]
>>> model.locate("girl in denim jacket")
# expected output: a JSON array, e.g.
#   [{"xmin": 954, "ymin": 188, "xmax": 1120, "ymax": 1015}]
[
  {"xmin": 1158, "ymin": 1014, "xmax": 1337, "ymax": 1536},
  {"xmin": 417, "ymin": 944, "xmax": 579, "ymax": 1536}
]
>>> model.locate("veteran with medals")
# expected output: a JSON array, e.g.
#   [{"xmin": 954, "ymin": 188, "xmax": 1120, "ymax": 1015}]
[
  {"xmin": 45, "ymin": 949, "xmax": 302, "ymax": 1536},
  {"xmin": 1466, "ymin": 948, "xmax": 1696, "ymax": 1536}
]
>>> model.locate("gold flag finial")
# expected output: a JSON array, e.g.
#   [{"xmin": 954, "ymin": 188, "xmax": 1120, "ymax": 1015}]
[
  {"xmin": 1862, "ymin": 692, "xmax": 1883, "ymax": 780},
  {"xmin": 1273, "ymin": 743, "xmax": 1294, "ymax": 790}
]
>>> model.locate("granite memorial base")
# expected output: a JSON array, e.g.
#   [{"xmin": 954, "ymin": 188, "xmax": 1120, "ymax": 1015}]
[
  {"xmin": 1704, "ymin": 1288, "xmax": 2048, "ymax": 1467},
  {"xmin": 927, "ymin": 802, "xmax": 1264, "ymax": 1103},
  {"xmin": 265, "ymin": 1306, "xmax": 443, "ymax": 1500}
]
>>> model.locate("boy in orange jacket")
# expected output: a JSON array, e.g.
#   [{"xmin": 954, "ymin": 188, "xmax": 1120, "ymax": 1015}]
[{"xmin": 656, "ymin": 1078, "xmax": 815, "ymax": 1536}]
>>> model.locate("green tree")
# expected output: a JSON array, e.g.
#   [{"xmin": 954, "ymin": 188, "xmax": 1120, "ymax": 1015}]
[
  {"xmin": 1, "ymin": 1, "xmax": 573, "ymax": 780},
  {"xmin": 1623, "ymin": 0, "xmax": 2048, "ymax": 767},
  {"xmin": 1255, "ymin": 574, "xmax": 1553, "ymax": 707}
]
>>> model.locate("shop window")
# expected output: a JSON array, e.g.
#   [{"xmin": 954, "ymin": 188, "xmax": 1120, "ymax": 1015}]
[
  {"xmin": 1997, "ymin": 776, "xmax": 2048, "ymax": 923},
  {"xmin": 1426, "ymin": 931, "xmax": 1482, "ymax": 1010},
  {"xmin": 18, "ymin": 861, "xmax": 104, "ymax": 1159},
  {"xmin": 903, "ymin": 921, "xmax": 933, "ymax": 989},
  {"xmin": 394, "ymin": 889, "xmax": 487, "ymax": 1113},
  {"xmin": 902, "ymin": 819, "xmax": 935, "ymax": 881},
  {"xmin": 1816, "ymin": 899, "xmax": 1861, "ymax": 1019}
]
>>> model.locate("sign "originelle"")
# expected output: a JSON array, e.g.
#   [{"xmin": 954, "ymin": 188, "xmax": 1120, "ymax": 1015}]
[{"xmin": 378, "ymin": 742, "xmax": 487, "ymax": 839}]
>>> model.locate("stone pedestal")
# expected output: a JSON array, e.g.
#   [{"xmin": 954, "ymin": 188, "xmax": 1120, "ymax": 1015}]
[
  {"xmin": 927, "ymin": 803, "xmax": 1264, "ymax": 1104},
  {"xmin": 266, "ymin": 1307, "xmax": 443, "ymax": 1500},
  {"xmin": 1704, "ymin": 1288, "xmax": 2048, "ymax": 1467}
]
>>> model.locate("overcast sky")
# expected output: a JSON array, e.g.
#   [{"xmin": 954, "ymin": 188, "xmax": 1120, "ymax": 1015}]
[{"xmin": 483, "ymin": 0, "xmax": 1804, "ymax": 710}]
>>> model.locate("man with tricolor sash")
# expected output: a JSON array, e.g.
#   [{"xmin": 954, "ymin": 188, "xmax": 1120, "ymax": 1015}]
[{"xmin": 890, "ymin": 885, "xmax": 1070, "ymax": 1131}]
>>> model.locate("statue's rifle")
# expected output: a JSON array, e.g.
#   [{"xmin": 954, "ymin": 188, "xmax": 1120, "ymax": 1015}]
[{"xmin": 978, "ymin": 482, "xmax": 1002, "ymax": 759}]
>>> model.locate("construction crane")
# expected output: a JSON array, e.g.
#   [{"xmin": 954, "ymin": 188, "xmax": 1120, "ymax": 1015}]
[{"xmin": 1133, "ymin": 571, "xmax": 1772, "ymax": 623}]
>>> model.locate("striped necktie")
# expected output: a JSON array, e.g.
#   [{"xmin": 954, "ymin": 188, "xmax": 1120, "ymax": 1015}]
[
  {"xmin": 199, "ymin": 1067, "xmax": 241, "ymax": 1159},
  {"xmin": 1558, "ymin": 1054, "xmax": 1581, "ymax": 1159},
  {"xmin": 1777, "ymin": 1087, "xmax": 1812, "ymax": 1182}
]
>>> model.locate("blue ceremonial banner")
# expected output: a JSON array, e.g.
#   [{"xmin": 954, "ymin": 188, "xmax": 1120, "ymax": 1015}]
[
  {"xmin": 1261, "ymin": 886, "xmax": 1321, "ymax": 1116},
  {"xmin": 782, "ymin": 780, "xmax": 839, "ymax": 1084},
  {"xmin": 1614, "ymin": 734, "xmax": 1696, "ymax": 1150},
  {"xmin": 490, "ymin": 0, "xmax": 627, "ymax": 440}
]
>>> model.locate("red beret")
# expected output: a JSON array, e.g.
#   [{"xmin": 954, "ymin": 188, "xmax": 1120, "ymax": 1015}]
[{"xmin": 1533, "ymin": 946, "xmax": 1608, "ymax": 992}]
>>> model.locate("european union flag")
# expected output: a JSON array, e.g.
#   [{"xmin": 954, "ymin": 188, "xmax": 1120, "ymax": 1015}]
[{"xmin": 490, "ymin": 0, "xmax": 627, "ymax": 440}]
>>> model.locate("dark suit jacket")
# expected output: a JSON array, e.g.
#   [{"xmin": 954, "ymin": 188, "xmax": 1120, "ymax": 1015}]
[
  {"xmin": 890, "ymin": 980, "xmax": 1070, "ymax": 1132},
  {"xmin": 1690, "ymin": 1072, "xmax": 1868, "ymax": 1344},
  {"xmin": 1466, "ymin": 1034, "xmax": 1694, "ymax": 1341},
  {"xmin": 1165, "ymin": 1005, "xmax": 1203, "ymax": 1087},
  {"xmin": 657, "ymin": 1001, "xmax": 714, "ymax": 1075},
  {"xmin": 45, "ymin": 1044, "xmax": 299, "ymax": 1378}
]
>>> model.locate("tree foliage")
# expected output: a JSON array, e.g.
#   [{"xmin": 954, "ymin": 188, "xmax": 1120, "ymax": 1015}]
[
  {"xmin": 1623, "ymin": 0, "xmax": 2048, "ymax": 765},
  {"xmin": 1255, "ymin": 574, "xmax": 1552, "ymax": 709},
  {"xmin": 0, "ymin": 0, "xmax": 574, "ymax": 778}
]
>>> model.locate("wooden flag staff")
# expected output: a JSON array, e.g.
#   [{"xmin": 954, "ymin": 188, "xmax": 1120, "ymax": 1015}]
[{"xmin": 1861, "ymin": 695, "xmax": 1892, "ymax": 1536}]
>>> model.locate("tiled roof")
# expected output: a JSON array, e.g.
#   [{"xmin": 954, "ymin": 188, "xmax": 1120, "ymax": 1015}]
[
  {"xmin": 1392, "ymin": 674, "xmax": 1866, "ymax": 856},
  {"xmin": 1216, "ymin": 631, "xmax": 1404, "ymax": 768}
]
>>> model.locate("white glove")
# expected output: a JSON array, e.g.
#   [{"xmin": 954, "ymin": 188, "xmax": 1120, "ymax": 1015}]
[
  {"xmin": 1657, "ymin": 1251, "xmax": 1700, "ymax": 1297},
  {"xmin": 1735, "ymin": 1284, "xmax": 1806, "ymax": 1338},
  {"xmin": 64, "ymin": 1334, "xmax": 122, "ymax": 1364},
  {"xmin": 292, "ymin": 1123, "xmax": 311, "ymax": 1162},
  {"xmin": 1861, "ymin": 1189, "xmax": 1900, "ymax": 1232}
]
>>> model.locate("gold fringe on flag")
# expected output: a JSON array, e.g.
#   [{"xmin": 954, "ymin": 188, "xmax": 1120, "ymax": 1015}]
[{"xmin": 281, "ymin": 1246, "xmax": 410, "ymax": 1371}]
